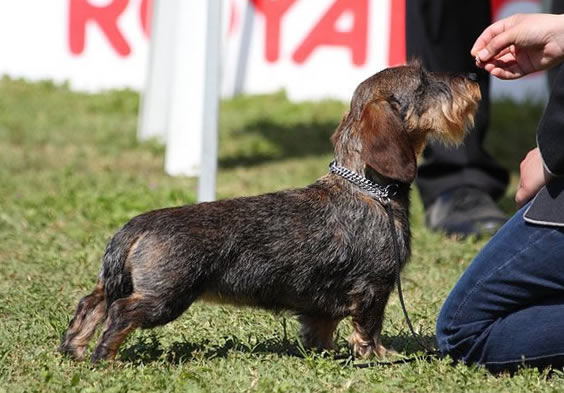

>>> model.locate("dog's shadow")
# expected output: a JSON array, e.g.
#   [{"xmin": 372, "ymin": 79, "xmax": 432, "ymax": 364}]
[
  {"xmin": 383, "ymin": 333, "xmax": 438, "ymax": 356},
  {"xmin": 118, "ymin": 332, "xmax": 438, "ymax": 365},
  {"xmin": 119, "ymin": 333, "xmax": 304, "ymax": 365}
]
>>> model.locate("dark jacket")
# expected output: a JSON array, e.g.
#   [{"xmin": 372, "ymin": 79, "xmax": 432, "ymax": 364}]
[{"xmin": 523, "ymin": 66, "xmax": 564, "ymax": 227}]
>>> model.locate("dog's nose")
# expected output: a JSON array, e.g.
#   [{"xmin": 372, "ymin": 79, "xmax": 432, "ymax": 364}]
[{"xmin": 466, "ymin": 73, "xmax": 478, "ymax": 81}]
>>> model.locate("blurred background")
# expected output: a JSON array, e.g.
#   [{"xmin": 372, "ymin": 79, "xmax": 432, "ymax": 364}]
[
  {"xmin": 0, "ymin": 0, "xmax": 548, "ymax": 100},
  {"xmin": 0, "ymin": 0, "xmax": 547, "ymax": 198}
]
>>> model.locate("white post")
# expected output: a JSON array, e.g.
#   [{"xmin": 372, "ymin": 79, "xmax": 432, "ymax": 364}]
[
  {"xmin": 164, "ymin": 0, "xmax": 207, "ymax": 177},
  {"xmin": 198, "ymin": 0, "xmax": 222, "ymax": 202},
  {"xmin": 137, "ymin": 0, "xmax": 176, "ymax": 142},
  {"xmin": 222, "ymin": 0, "xmax": 255, "ymax": 96},
  {"xmin": 138, "ymin": 0, "xmax": 221, "ymax": 201}
]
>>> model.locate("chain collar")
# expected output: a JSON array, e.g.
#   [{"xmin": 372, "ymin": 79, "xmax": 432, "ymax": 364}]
[{"xmin": 329, "ymin": 160, "xmax": 399, "ymax": 203}]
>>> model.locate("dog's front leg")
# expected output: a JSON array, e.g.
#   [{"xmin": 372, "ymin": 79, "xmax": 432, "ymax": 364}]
[{"xmin": 349, "ymin": 287, "xmax": 396, "ymax": 358}]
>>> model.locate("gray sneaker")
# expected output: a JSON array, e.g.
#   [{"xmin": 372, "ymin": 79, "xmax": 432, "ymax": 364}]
[{"xmin": 425, "ymin": 187, "xmax": 507, "ymax": 237}]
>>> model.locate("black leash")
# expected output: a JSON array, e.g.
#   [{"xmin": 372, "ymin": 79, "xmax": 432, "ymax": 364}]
[
  {"xmin": 329, "ymin": 161, "xmax": 440, "ymax": 368},
  {"xmin": 385, "ymin": 201, "xmax": 437, "ymax": 354},
  {"xmin": 338, "ymin": 202, "xmax": 439, "ymax": 369}
]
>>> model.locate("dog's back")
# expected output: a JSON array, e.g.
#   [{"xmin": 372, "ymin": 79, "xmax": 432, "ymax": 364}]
[{"xmin": 103, "ymin": 177, "xmax": 410, "ymax": 320}]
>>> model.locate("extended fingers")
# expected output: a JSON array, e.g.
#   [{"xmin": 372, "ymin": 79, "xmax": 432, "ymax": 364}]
[
  {"xmin": 477, "ymin": 28, "xmax": 520, "ymax": 64},
  {"xmin": 471, "ymin": 16, "xmax": 520, "ymax": 61}
]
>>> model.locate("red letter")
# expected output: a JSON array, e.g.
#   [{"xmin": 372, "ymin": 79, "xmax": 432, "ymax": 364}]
[
  {"xmin": 140, "ymin": 0, "xmax": 153, "ymax": 38},
  {"xmin": 388, "ymin": 0, "xmax": 405, "ymax": 66},
  {"xmin": 229, "ymin": 0, "xmax": 239, "ymax": 36},
  {"xmin": 293, "ymin": 0, "xmax": 368, "ymax": 66},
  {"xmin": 250, "ymin": 0, "xmax": 297, "ymax": 62},
  {"xmin": 491, "ymin": 0, "xmax": 508, "ymax": 19},
  {"xmin": 69, "ymin": 0, "xmax": 130, "ymax": 56}
]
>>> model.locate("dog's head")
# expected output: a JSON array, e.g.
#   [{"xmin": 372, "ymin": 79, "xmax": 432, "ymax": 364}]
[{"xmin": 332, "ymin": 62, "xmax": 481, "ymax": 184}]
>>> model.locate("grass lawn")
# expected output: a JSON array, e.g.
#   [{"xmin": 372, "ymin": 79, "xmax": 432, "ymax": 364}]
[{"xmin": 0, "ymin": 76, "xmax": 560, "ymax": 392}]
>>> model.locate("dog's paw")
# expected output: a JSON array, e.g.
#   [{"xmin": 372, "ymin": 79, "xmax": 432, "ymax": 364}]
[
  {"xmin": 350, "ymin": 335, "xmax": 397, "ymax": 359},
  {"xmin": 57, "ymin": 342, "xmax": 87, "ymax": 361}
]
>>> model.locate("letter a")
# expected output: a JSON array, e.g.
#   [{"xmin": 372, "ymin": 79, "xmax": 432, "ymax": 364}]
[
  {"xmin": 293, "ymin": 0, "xmax": 368, "ymax": 66},
  {"xmin": 251, "ymin": 0, "xmax": 297, "ymax": 62}
]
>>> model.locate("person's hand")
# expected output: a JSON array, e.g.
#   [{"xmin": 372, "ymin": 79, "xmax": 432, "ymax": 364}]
[
  {"xmin": 471, "ymin": 13, "xmax": 564, "ymax": 79},
  {"xmin": 515, "ymin": 147, "xmax": 552, "ymax": 207}
]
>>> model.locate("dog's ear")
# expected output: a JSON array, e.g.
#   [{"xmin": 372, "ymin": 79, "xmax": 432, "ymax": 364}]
[
  {"xmin": 331, "ymin": 112, "xmax": 350, "ymax": 147},
  {"xmin": 359, "ymin": 100, "xmax": 417, "ymax": 183}
]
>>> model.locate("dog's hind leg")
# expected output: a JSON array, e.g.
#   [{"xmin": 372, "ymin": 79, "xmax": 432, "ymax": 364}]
[
  {"xmin": 298, "ymin": 315, "xmax": 340, "ymax": 352},
  {"xmin": 90, "ymin": 293, "xmax": 145, "ymax": 363},
  {"xmin": 90, "ymin": 290, "xmax": 200, "ymax": 363},
  {"xmin": 58, "ymin": 282, "xmax": 106, "ymax": 360}
]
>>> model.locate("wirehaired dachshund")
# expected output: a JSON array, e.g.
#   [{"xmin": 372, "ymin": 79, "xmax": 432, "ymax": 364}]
[{"xmin": 59, "ymin": 62, "xmax": 481, "ymax": 362}]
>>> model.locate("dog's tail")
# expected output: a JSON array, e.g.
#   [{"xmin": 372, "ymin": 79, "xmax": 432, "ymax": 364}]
[
  {"xmin": 100, "ymin": 227, "xmax": 141, "ymax": 309},
  {"xmin": 58, "ymin": 226, "xmax": 141, "ymax": 360}
]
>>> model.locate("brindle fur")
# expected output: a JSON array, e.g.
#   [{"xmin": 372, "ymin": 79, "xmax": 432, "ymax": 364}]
[{"xmin": 58, "ymin": 63, "xmax": 480, "ymax": 363}]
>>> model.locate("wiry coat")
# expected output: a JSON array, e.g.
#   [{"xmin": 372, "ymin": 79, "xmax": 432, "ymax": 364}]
[
  {"xmin": 59, "ymin": 63, "xmax": 481, "ymax": 363},
  {"xmin": 103, "ymin": 179, "xmax": 410, "ymax": 320}
]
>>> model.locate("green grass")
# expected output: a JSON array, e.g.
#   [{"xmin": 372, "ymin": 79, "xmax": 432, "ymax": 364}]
[{"xmin": 0, "ymin": 76, "xmax": 558, "ymax": 392}]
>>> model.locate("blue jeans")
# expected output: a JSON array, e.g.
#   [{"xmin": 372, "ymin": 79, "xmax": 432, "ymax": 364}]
[{"xmin": 436, "ymin": 202, "xmax": 564, "ymax": 372}]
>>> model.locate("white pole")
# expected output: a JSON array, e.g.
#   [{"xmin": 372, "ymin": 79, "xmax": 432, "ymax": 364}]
[
  {"xmin": 138, "ymin": 0, "xmax": 220, "ymax": 200},
  {"xmin": 164, "ymin": 0, "xmax": 207, "ymax": 177},
  {"xmin": 197, "ymin": 0, "xmax": 222, "ymax": 202},
  {"xmin": 226, "ymin": 0, "xmax": 254, "ymax": 95},
  {"xmin": 234, "ymin": 1, "xmax": 255, "ymax": 94},
  {"xmin": 137, "ymin": 0, "xmax": 176, "ymax": 142}
]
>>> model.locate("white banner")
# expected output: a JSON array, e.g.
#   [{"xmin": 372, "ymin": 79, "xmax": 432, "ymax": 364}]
[{"xmin": 0, "ymin": 0, "xmax": 547, "ymax": 101}]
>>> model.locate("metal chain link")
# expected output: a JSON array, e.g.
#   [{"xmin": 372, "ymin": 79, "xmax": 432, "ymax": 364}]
[{"xmin": 329, "ymin": 161, "xmax": 398, "ymax": 203}]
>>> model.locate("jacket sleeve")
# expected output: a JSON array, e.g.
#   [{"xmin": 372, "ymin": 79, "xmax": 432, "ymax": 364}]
[{"xmin": 537, "ymin": 65, "xmax": 564, "ymax": 177}]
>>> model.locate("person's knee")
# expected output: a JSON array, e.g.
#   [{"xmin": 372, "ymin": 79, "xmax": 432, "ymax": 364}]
[
  {"xmin": 436, "ymin": 299, "xmax": 456, "ymax": 355},
  {"xmin": 435, "ymin": 297, "xmax": 492, "ymax": 364}
]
